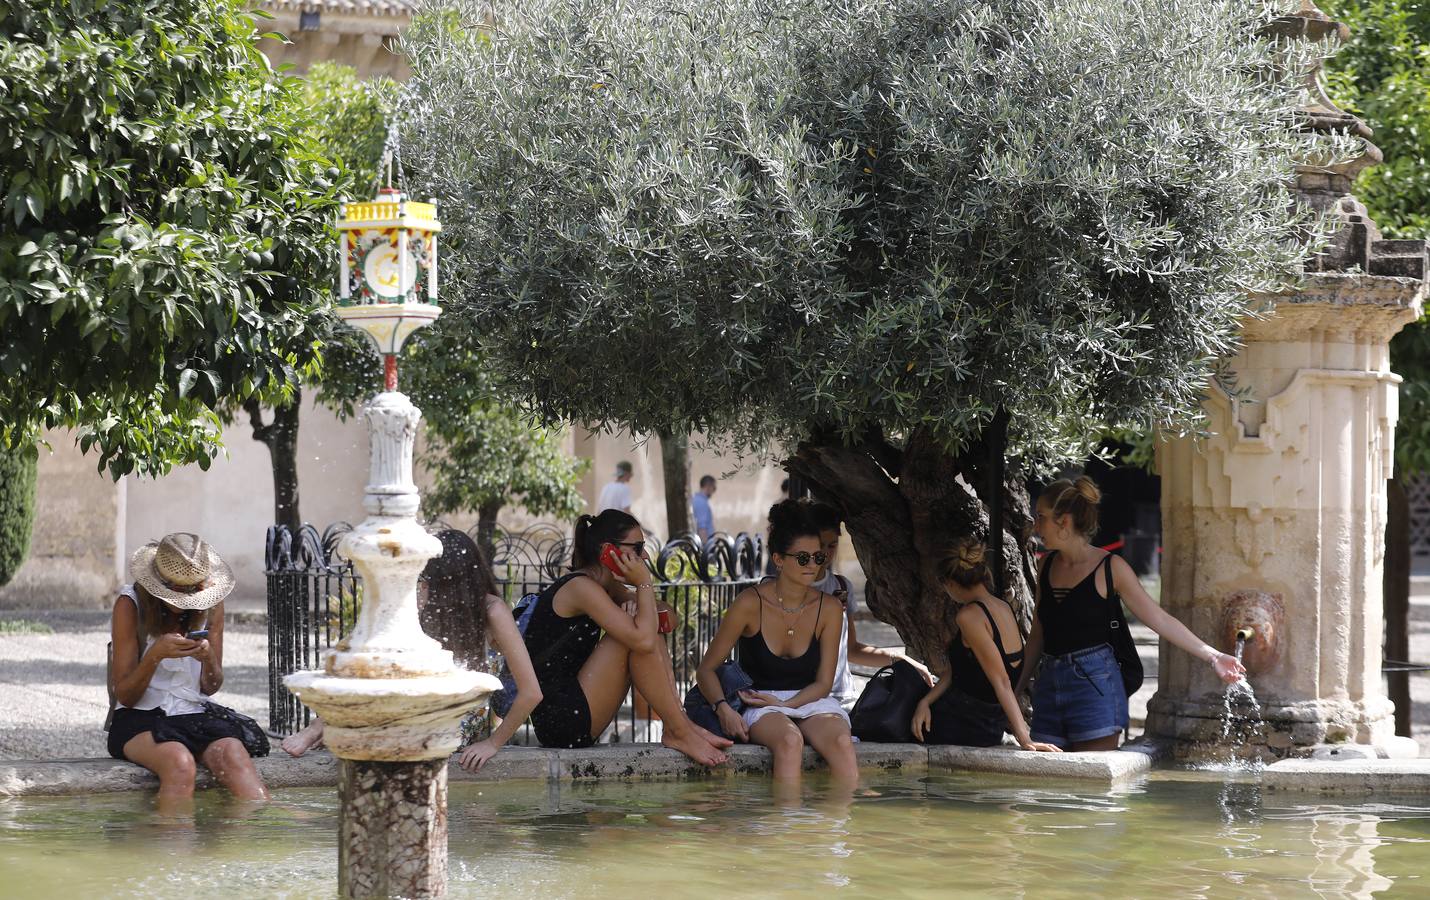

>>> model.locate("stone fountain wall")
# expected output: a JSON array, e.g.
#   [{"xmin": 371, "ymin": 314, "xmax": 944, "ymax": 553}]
[{"xmin": 1145, "ymin": 2, "xmax": 1428, "ymax": 760}]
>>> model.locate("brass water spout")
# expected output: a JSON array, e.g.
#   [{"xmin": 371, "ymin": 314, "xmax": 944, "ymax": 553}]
[{"xmin": 1219, "ymin": 591, "xmax": 1285, "ymax": 675}]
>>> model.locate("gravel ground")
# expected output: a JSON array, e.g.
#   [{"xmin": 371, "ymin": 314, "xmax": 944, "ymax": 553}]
[{"xmin": 1, "ymin": 590, "xmax": 1427, "ymax": 761}]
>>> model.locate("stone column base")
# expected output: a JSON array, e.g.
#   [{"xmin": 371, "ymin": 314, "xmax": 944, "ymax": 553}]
[
  {"xmin": 339, "ymin": 758, "xmax": 448, "ymax": 899},
  {"xmin": 1145, "ymin": 691, "xmax": 1398, "ymax": 762}
]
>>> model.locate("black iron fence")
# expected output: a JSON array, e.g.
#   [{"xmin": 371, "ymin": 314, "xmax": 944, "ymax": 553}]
[{"xmin": 265, "ymin": 522, "xmax": 763, "ymax": 740}]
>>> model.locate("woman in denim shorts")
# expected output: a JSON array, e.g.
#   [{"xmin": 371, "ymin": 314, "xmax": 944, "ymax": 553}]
[{"xmin": 1019, "ymin": 477, "xmax": 1247, "ymax": 750}]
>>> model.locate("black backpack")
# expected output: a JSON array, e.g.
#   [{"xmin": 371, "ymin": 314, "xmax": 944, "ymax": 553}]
[{"xmin": 849, "ymin": 659, "xmax": 930, "ymax": 743}]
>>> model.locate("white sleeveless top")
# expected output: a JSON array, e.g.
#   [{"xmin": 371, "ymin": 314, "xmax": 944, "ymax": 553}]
[{"xmin": 115, "ymin": 585, "xmax": 207, "ymax": 716}]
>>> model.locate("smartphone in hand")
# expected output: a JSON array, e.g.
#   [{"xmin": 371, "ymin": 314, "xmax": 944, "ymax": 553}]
[
  {"xmin": 599, "ymin": 543, "xmax": 626, "ymax": 577},
  {"xmin": 185, "ymin": 629, "xmax": 210, "ymax": 640}
]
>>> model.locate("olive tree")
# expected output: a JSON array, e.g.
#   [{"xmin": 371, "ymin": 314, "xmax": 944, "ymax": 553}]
[
  {"xmin": 0, "ymin": 0, "xmax": 345, "ymax": 478},
  {"xmin": 402, "ymin": 0, "xmax": 1322, "ymax": 660}
]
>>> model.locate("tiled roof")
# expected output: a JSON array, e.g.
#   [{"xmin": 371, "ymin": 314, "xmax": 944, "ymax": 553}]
[{"xmin": 257, "ymin": 0, "xmax": 417, "ymax": 16}]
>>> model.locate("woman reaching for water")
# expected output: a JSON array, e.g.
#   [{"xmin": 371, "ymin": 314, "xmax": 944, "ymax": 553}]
[
  {"xmin": 911, "ymin": 538, "xmax": 1059, "ymax": 752},
  {"xmin": 1019, "ymin": 477, "xmax": 1245, "ymax": 750},
  {"xmin": 695, "ymin": 500, "xmax": 856, "ymax": 785},
  {"xmin": 282, "ymin": 529, "xmax": 544, "ymax": 771}
]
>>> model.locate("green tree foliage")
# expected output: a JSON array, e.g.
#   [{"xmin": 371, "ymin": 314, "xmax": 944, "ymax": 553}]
[
  {"xmin": 1323, "ymin": 1, "xmax": 1430, "ymax": 474},
  {"xmin": 0, "ymin": 0, "xmax": 344, "ymax": 477},
  {"xmin": 0, "ymin": 443, "xmax": 36, "ymax": 587},
  {"xmin": 407, "ymin": 335, "xmax": 588, "ymax": 548},
  {"xmin": 401, "ymin": 0, "xmax": 1324, "ymax": 655}
]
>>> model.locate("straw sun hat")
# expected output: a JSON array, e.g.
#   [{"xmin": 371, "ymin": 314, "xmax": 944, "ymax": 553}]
[{"xmin": 128, "ymin": 533, "xmax": 235, "ymax": 610}]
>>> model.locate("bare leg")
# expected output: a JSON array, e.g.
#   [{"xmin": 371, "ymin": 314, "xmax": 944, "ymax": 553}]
[
  {"xmin": 281, "ymin": 717, "xmax": 325, "ymax": 758},
  {"xmin": 577, "ymin": 634, "xmax": 727, "ymax": 765},
  {"xmin": 797, "ymin": 714, "xmax": 858, "ymax": 784},
  {"xmin": 201, "ymin": 737, "xmax": 269, "ymax": 800},
  {"xmin": 123, "ymin": 732, "xmax": 197, "ymax": 815},
  {"xmin": 749, "ymin": 712, "xmax": 806, "ymax": 782},
  {"xmin": 1071, "ymin": 734, "xmax": 1119, "ymax": 752},
  {"xmin": 653, "ymin": 639, "xmax": 732, "ymax": 749}
]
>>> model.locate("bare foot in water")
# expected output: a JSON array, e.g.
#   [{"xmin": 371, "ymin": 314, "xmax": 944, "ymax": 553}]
[
  {"xmin": 663, "ymin": 727, "xmax": 728, "ymax": 766},
  {"xmin": 281, "ymin": 719, "xmax": 325, "ymax": 758}
]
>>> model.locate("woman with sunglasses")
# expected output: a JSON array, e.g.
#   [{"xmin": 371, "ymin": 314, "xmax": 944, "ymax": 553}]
[
  {"xmin": 695, "ymin": 500, "xmax": 855, "ymax": 785},
  {"xmin": 518, "ymin": 509, "xmax": 731, "ymax": 765}
]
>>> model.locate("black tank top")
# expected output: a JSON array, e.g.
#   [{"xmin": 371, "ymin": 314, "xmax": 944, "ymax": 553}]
[
  {"xmin": 947, "ymin": 600, "xmax": 1023, "ymax": 704},
  {"xmin": 737, "ymin": 591, "xmax": 825, "ymax": 691},
  {"xmin": 1037, "ymin": 551, "xmax": 1114, "ymax": 656},
  {"xmin": 521, "ymin": 573, "xmax": 601, "ymax": 681}
]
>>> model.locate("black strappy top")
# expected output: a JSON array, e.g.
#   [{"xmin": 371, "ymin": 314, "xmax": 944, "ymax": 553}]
[
  {"xmin": 737, "ymin": 591, "xmax": 825, "ymax": 691},
  {"xmin": 1037, "ymin": 550, "xmax": 1115, "ymax": 656},
  {"xmin": 947, "ymin": 600, "xmax": 1024, "ymax": 704}
]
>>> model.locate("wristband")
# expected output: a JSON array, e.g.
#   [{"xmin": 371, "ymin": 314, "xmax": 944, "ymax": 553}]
[{"xmin": 713, "ymin": 698, "xmax": 729, "ymax": 710}]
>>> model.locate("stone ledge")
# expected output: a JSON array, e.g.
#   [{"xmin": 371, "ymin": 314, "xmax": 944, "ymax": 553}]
[
  {"xmin": 2, "ymin": 741, "xmax": 1156, "ymax": 797},
  {"xmin": 1263, "ymin": 759, "xmax": 1430, "ymax": 794},
  {"xmin": 928, "ymin": 744, "xmax": 1156, "ymax": 784}
]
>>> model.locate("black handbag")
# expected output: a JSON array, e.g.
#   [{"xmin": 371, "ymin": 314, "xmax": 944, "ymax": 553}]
[
  {"xmin": 202, "ymin": 702, "xmax": 271, "ymax": 757},
  {"xmin": 1101, "ymin": 554, "xmax": 1144, "ymax": 697},
  {"xmin": 682, "ymin": 660, "xmax": 753, "ymax": 739},
  {"xmin": 849, "ymin": 659, "xmax": 930, "ymax": 743}
]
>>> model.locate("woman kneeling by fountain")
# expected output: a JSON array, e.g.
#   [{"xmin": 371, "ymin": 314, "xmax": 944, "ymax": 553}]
[
  {"xmin": 1020, "ymin": 477, "xmax": 1245, "ymax": 750},
  {"xmin": 108, "ymin": 533, "xmax": 268, "ymax": 805},
  {"xmin": 695, "ymin": 500, "xmax": 856, "ymax": 784},
  {"xmin": 514, "ymin": 510, "xmax": 730, "ymax": 764},
  {"xmin": 911, "ymin": 538, "xmax": 1061, "ymax": 752},
  {"xmin": 282, "ymin": 529, "xmax": 545, "ymax": 772}
]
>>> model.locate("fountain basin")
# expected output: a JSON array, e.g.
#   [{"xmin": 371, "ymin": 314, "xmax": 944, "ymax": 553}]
[{"xmin": 284, "ymin": 669, "xmax": 500, "ymax": 761}]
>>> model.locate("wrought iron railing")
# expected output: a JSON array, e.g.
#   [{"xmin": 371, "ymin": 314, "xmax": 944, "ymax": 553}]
[{"xmin": 264, "ymin": 522, "xmax": 764, "ymax": 740}]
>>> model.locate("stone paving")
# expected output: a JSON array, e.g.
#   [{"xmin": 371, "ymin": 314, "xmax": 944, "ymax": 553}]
[{"xmin": 2, "ymin": 585, "xmax": 1427, "ymax": 761}]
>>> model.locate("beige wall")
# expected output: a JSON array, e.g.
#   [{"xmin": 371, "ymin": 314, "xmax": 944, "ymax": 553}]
[{"xmin": 0, "ymin": 431, "xmax": 123, "ymax": 609}]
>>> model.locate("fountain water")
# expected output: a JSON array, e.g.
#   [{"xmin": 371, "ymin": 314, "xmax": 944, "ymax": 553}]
[{"xmin": 1211, "ymin": 629, "xmax": 1267, "ymax": 770}]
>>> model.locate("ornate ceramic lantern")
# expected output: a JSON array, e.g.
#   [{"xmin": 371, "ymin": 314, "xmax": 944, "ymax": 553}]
[{"xmin": 336, "ymin": 185, "xmax": 442, "ymax": 389}]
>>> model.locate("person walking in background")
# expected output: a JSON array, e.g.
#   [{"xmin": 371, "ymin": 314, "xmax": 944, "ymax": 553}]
[
  {"xmin": 597, "ymin": 461, "xmax": 634, "ymax": 513},
  {"xmin": 692, "ymin": 475, "xmax": 717, "ymax": 543}
]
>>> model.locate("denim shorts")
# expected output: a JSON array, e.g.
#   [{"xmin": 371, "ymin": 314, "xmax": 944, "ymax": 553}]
[{"xmin": 1030, "ymin": 643, "xmax": 1128, "ymax": 748}]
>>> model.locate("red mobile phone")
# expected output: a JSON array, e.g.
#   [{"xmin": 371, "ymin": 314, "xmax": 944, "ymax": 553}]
[{"xmin": 600, "ymin": 543, "xmax": 626, "ymax": 577}]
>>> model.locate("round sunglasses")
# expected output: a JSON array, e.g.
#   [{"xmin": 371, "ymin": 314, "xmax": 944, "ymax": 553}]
[{"xmin": 780, "ymin": 550, "xmax": 829, "ymax": 567}]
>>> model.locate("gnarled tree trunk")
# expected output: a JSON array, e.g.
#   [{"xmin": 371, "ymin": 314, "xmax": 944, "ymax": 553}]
[
  {"xmin": 475, "ymin": 499, "xmax": 502, "ymax": 565},
  {"xmin": 1385, "ymin": 473, "xmax": 1411, "ymax": 737},
  {"xmin": 787, "ymin": 425, "xmax": 1034, "ymax": 667},
  {"xmin": 244, "ymin": 392, "xmax": 302, "ymax": 534}
]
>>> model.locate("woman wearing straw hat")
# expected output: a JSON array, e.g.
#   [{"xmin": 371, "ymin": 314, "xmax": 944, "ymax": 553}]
[{"xmin": 108, "ymin": 533, "xmax": 268, "ymax": 806}]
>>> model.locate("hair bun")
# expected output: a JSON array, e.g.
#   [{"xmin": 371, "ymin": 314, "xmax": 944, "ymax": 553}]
[
  {"xmin": 1075, "ymin": 476, "xmax": 1101, "ymax": 504},
  {"xmin": 957, "ymin": 542, "xmax": 986, "ymax": 571}
]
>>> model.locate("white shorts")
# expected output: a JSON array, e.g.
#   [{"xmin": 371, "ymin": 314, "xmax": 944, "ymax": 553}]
[{"xmin": 742, "ymin": 689, "xmax": 851, "ymax": 729}]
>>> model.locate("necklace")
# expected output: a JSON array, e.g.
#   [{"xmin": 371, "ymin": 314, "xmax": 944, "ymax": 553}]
[{"xmin": 764, "ymin": 586, "xmax": 813, "ymax": 636}]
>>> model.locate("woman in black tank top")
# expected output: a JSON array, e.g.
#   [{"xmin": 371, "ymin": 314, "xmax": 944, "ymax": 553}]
[
  {"xmin": 911, "ymin": 539, "xmax": 1060, "ymax": 751},
  {"xmin": 520, "ymin": 510, "xmax": 733, "ymax": 766},
  {"xmin": 1021, "ymin": 477, "xmax": 1246, "ymax": 750},
  {"xmin": 695, "ymin": 500, "xmax": 856, "ymax": 786}
]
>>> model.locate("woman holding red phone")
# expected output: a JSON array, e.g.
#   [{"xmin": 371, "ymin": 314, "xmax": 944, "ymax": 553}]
[{"xmin": 517, "ymin": 509, "xmax": 731, "ymax": 765}]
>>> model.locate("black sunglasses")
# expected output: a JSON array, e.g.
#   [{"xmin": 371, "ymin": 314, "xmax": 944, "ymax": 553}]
[
  {"xmin": 782, "ymin": 550, "xmax": 829, "ymax": 567},
  {"xmin": 611, "ymin": 540, "xmax": 649, "ymax": 556}
]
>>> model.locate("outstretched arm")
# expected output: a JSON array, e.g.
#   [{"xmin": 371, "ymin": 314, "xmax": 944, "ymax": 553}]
[{"xmin": 1112, "ymin": 555, "xmax": 1244, "ymax": 684}]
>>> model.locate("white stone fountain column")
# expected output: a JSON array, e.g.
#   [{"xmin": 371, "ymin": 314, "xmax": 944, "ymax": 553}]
[{"xmin": 286, "ymin": 389, "xmax": 499, "ymax": 898}]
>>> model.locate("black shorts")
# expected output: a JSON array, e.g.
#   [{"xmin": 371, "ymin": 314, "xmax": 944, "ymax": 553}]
[
  {"xmin": 107, "ymin": 706, "xmax": 250, "ymax": 760},
  {"xmin": 530, "ymin": 677, "xmax": 595, "ymax": 749},
  {"xmin": 926, "ymin": 690, "xmax": 1007, "ymax": 747}
]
